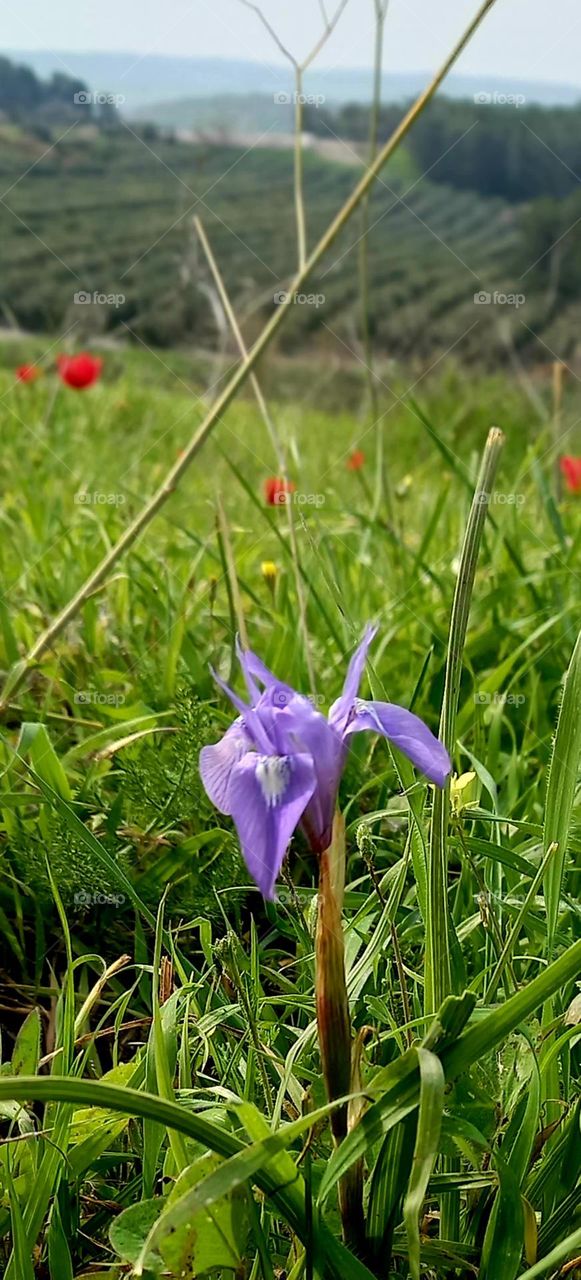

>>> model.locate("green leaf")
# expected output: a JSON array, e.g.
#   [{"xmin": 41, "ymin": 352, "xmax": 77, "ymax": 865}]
[
  {"xmin": 0, "ymin": 1076, "xmax": 376, "ymax": 1280},
  {"xmin": 11, "ymin": 1010, "xmax": 40, "ymax": 1077},
  {"xmin": 543, "ymin": 626, "xmax": 581, "ymax": 948},
  {"xmin": 109, "ymin": 1198, "xmax": 162, "ymax": 1269},
  {"xmin": 62, "ymin": 711, "xmax": 171, "ymax": 764},
  {"xmin": 0, "ymin": 599, "xmax": 19, "ymax": 668},
  {"xmin": 366, "ymin": 1113, "xmax": 415, "ymax": 1261},
  {"xmin": 150, "ymin": 899, "xmax": 189, "ymax": 1177},
  {"xmin": 68, "ymin": 1060, "xmax": 141, "ymax": 1177},
  {"xmin": 17, "ymin": 723, "xmax": 72, "ymax": 801},
  {"xmin": 481, "ymin": 1049, "xmax": 541, "ymax": 1280},
  {"xmin": 5, "ymin": 1162, "xmax": 35, "ymax": 1280},
  {"xmin": 426, "ymin": 427, "xmax": 505, "ymax": 1014},
  {"xmin": 481, "ymin": 1155, "xmax": 524, "ymax": 1280},
  {"xmin": 0, "ymin": 660, "xmax": 31, "ymax": 707},
  {"xmin": 516, "ymin": 1226, "xmax": 581, "ymax": 1280},
  {"xmin": 403, "ymin": 1048, "xmax": 446, "ymax": 1280},
  {"xmin": 75, "ymin": 1272, "xmax": 122, "ymax": 1279},
  {"xmin": 135, "ymin": 1152, "xmax": 249, "ymax": 1277},
  {"xmin": 47, "ymin": 1193, "xmax": 73, "ymax": 1280},
  {"xmin": 2, "ymin": 751, "xmax": 158, "ymax": 932},
  {"xmin": 319, "ymin": 940, "xmax": 581, "ymax": 1204}
]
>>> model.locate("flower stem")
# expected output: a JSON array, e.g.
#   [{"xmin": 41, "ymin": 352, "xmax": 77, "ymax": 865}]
[{"xmin": 315, "ymin": 813, "xmax": 365, "ymax": 1251}]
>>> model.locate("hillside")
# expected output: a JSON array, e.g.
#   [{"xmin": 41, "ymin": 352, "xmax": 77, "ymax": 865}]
[
  {"xmin": 0, "ymin": 123, "xmax": 577, "ymax": 364},
  {"xmin": 5, "ymin": 51, "xmax": 581, "ymax": 113},
  {"xmin": 0, "ymin": 129, "xmax": 514, "ymax": 359}
]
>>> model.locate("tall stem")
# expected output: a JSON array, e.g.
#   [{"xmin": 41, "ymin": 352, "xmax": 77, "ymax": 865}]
[
  {"xmin": 359, "ymin": 0, "xmax": 391, "ymax": 523},
  {"xmin": 426, "ymin": 427, "xmax": 505, "ymax": 1015},
  {"xmin": 426, "ymin": 427, "xmax": 504, "ymax": 1245},
  {"xmin": 315, "ymin": 814, "xmax": 364, "ymax": 1250},
  {"xmin": 294, "ymin": 67, "xmax": 307, "ymax": 270},
  {"xmin": 552, "ymin": 359, "xmax": 565, "ymax": 502},
  {"xmin": 194, "ymin": 217, "xmax": 316, "ymax": 695}
]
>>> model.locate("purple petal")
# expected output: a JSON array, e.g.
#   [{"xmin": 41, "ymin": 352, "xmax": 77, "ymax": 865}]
[
  {"xmin": 210, "ymin": 667, "xmax": 273, "ymax": 755},
  {"xmin": 238, "ymin": 645, "xmax": 279, "ymax": 687},
  {"xmin": 235, "ymin": 636, "xmax": 262, "ymax": 705},
  {"xmin": 328, "ymin": 624, "xmax": 378, "ymax": 735},
  {"xmin": 199, "ymin": 718, "xmax": 252, "ymax": 814},
  {"xmin": 265, "ymin": 691, "xmax": 344, "ymax": 848},
  {"xmin": 228, "ymin": 751, "xmax": 317, "ymax": 899},
  {"xmin": 239, "ymin": 644, "xmax": 296, "ymax": 703},
  {"xmin": 344, "ymin": 700, "xmax": 451, "ymax": 787}
]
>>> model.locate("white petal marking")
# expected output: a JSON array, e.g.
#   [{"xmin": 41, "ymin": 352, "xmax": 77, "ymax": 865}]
[{"xmin": 256, "ymin": 756, "xmax": 292, "ymax": 808}]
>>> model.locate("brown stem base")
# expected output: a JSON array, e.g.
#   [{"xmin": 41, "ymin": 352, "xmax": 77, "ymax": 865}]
[{"xmin": 315, "ymin": 814, "xmax": 366, "ymax": 1253}]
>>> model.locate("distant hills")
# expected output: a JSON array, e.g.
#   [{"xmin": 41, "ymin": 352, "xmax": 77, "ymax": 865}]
[
  {"xmin": 0, "ymin": 53, "xmax": 91, "ymax": 129},
  {"xmin": 3, "ymin": 51, "xmax": 580, "ymax": 128}
]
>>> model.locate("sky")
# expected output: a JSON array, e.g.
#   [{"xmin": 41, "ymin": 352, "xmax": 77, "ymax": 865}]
[{"xmin": 2, "ymin": 0, "xmax": 581, "ymax": 87}]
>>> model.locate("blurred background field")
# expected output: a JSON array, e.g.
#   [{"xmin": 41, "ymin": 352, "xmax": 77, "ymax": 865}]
[{"xmin": 2, "ymin": 80, "xmax": 581, "ymax": 362}]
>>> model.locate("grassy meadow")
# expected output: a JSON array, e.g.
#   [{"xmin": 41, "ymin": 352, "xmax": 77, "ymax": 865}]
[{"xmin": 0, "ymin": 336, "xmax": 580, "ymax": 1277}]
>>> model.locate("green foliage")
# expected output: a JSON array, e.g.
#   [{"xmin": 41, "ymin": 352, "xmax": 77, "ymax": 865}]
[
  {"xmin": 0, "ymin": 354, "xmax": 579, "ymax": 1277},
  {"xmin": 0, "ymin": 54, "xmax": 89, "ymax": 126},
  {"xmin": 309, "ymin": 97, "xmax": 581, "ymax": 202}
]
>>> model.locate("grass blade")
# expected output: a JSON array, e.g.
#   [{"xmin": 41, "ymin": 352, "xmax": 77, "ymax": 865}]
[
  {"xmin": 543, "ymin": 626, "xmax": 581, "ymax": 951},
  {"xmin": 403, "ymin": 1047, "xmax": 445, "ymax": 1280},
  {"xmin": 426, "ymin": 427, "xmax": 505, "ymax": 1014}
]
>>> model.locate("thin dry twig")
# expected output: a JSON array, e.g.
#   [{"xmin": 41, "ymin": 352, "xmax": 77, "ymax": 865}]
[
  {"xmin": 195, "ymin": 215, "xmax": 316, "ymax": 693},
  {"xmin": 237, "ymin": 0, "xmax": 351, "ymax": 264}
]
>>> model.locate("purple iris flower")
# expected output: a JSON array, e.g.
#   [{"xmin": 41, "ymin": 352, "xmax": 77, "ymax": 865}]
[{"xmin": 199, "ymin": 626, "xmax": 451, "ymax": 900}]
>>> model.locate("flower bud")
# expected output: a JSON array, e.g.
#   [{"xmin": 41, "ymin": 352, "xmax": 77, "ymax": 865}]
[{"xmin": 261, "ymin": 560, "xmax": 278, "ymax": 591}]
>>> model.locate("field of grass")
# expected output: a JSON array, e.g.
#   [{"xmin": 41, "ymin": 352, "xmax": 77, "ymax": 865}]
[
  {"xmin": 0, "ymin": 127, "xmax": 539, "ymax": 361},
  {"xmin": 0, "ymin": 337, "xmax": 579, "ymax": 1277}
]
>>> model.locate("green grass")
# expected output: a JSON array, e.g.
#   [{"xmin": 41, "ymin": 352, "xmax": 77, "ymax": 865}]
[{"xmin": 0, "ymin": 345, "xmax": 580, "ymax": 1278}]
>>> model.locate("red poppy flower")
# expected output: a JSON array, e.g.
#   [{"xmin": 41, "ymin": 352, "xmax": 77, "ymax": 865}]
[
  {"xmin": 347, "ymin": 449, "xmax": 365, "ymax": 471},
  {"xmin": 560, "ymin": 455, "xmax": 581, "ymax": 494},
  {"xmin": 57, "ymin": 353, "xmax": 103, "ymax": 390},
  {"xmin": 264, "ymin": 476, "xmax": 296, "ymax": 506},
  {"xmin": 16, "ymin": 364, "xmax": 41, "ymax": 383}
]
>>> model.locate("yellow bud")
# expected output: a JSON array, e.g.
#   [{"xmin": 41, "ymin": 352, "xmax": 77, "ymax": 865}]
[
  {"xmin": 261, "ymin": 561, "xmax": 278, "ymax": 581},
  {"xmin": 450, "ymin": 770, "xmax": 478, "ymax": 814},
  {"xmin": 395, "ymin": 473, "xmax": 413, "ymax": 499}
]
